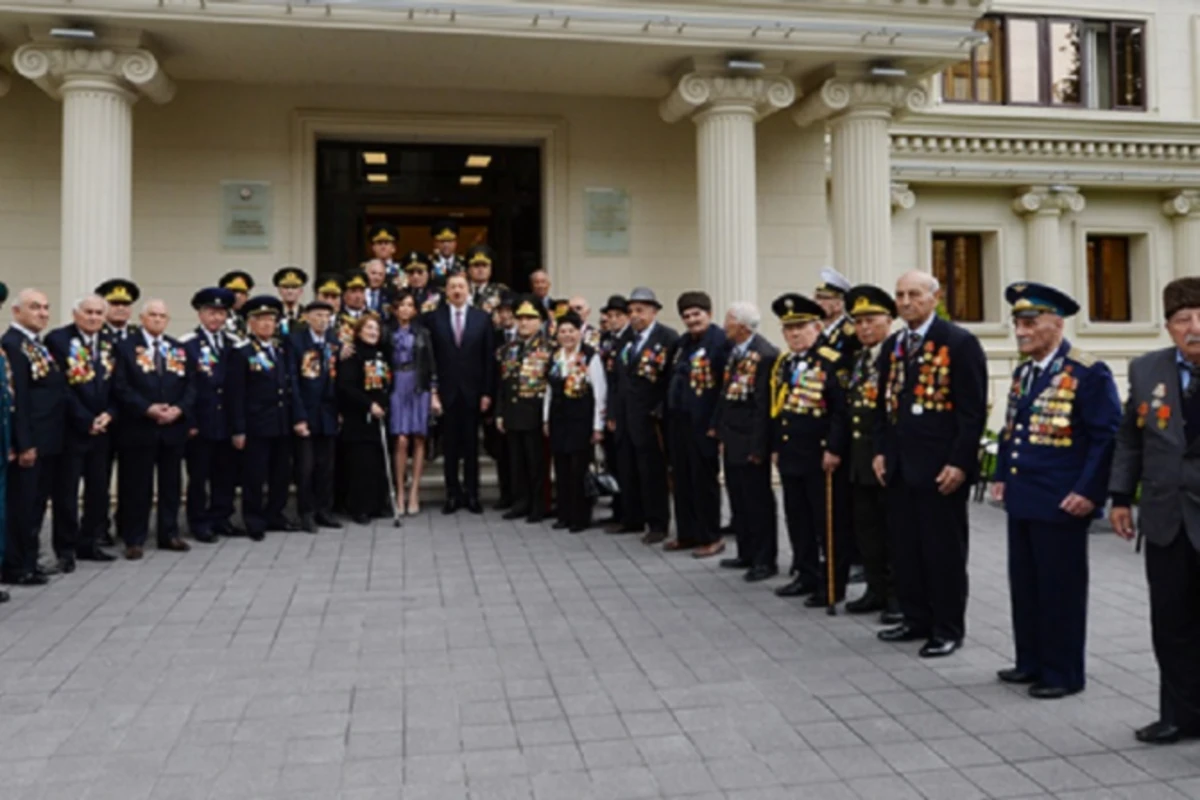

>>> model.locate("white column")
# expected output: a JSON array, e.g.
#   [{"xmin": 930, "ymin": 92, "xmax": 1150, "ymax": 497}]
[
  {"xmin": 1011, "ymin": 186, "xmax": 1085, "ymax": 291},
  {"xmin": 14, "ymin": 41, "xmax": 174, "ymax": 311},
  {"xmin": 661, "ymin": 65, "xmax": 795, "ymax": 315},
  {"xmin": 793, "ymin": 78, "xmax": 929, "ymax": 288},
  {"xmin": 1162, "ymin": 190, "xmax": 1200, "ymax": 279}
]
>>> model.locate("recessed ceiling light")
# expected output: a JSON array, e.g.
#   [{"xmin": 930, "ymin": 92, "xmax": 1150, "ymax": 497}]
[
  {"xmin": 363, "ymin": 152, "xmax": 388, "ymax": 165},
  {"xmin": 366, "ymin": 174, "xmax": 388, "ymax": 183},
  {"xmin": 460, "ymin": 175, "xmax": 483, "ymax": 186},
  {"xmin": 465, "ymin": 155, "xmax": 492, "ymax": 168}
]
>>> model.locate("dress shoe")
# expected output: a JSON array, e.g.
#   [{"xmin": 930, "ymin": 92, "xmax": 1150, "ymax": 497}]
[
  {"xmin": 878, "ymin": 623, "xmax": 930, "ymax": 643},
  {"xmin": 193, "ymin": 532, "xmax": 217, "ymax": 544},
  {"xmin": 502, "ymin": 508, "xmax": 528, "ymax": 521},
  {"xmin": 775, "ymin": 578, "xmax": 816, "ymax": 598},
  {"xmin": 642, "ymin": 531, "xmax": 668, "ymax": 545},
  {"xmin": 215, "ymin": 522, "xmax": 246, "ymax": 537},
  {"xmin": 1028, "ymin": 683, "xmax": 1080, "ymax": 700},
  {"xmin": 846, "ymin": 591, "xmax": 885, "ymax": 614},
  {"xmin": 551, "ymin": 521, "xmax": 570, "ymax": 530},
  {"xmin": 879, "ymin": 609, "xmax": 905, "ymax": 625},
  {"xmin": 693, "ymin": 541, "xmax": 726, "ymax": 559},
  {"xmin": 804, "ymin": 593, "xmax": 843, "ymax": 609},
  {"xmin": 97, "ymin": 532, "xmax": 116, "ymax": 548},
  {"xmin": 1135, "ymin": 720, "xmax": 1186, "ymax": 745},
  {"xmin": 0, "ymin": 590, "xmax": 8, "ymax": 603},
  {"xmin": 160, "ymin": 538, "xmax": 191, "ymax": 553},
  {"xmin": 300, "ymin": 514, "xmax": 319, "ymax": 534},
  {"xmin": 526, "ymin": 514, "xmax": 544, "ymax": 524},
  {"xmin": 352, "ymin": 513, "xmax": 371, "ymax": 525},
  {"xmin": 76, "ymin": 548, "xmax": 116, "ymax": 562},
  {"xmin": 719, "ymin": 557, "xmax": 750, "ymax": 570},
  {"xmin": 442, "ymin": 497, "xmax": 462, "ymax": 515},
  {"xmin": 36, "ymin": 563, "xmax": 60, "ymax": 577},
  {"xmin": 568, "ymin": 525, "xmax": 588, "ymax": 534},
  {"xmin": 248, "ymin": 530, "xmax": 265, "ymax": 542},
  {"xmin": 494, "ymin": 497, "xmax": 513, "ymax": 511},
  {"xmin": 124, "ymin": 547, "xmax": 144, "ymax": 561},
  {"xmin": 997, "ymin": 668, "xmax": 1038, "ymax": 685},
  {"xmin": 314, "ymin": 513, "xmax": 343, "ymax": 529},
  {"xmin": 57, "ymin": 557, "xmax": 76, "ymax": 575},
  {"xmin": 663, "ymin": 539, "xmax": 697, "ymax": 552},
  {"xmin": 744, "ymin": 565, "xmax": 778, "ymax": 583},
  {"xmin": 268, "ymin": 518, "xmax": 299, "ymax": 532},
  {"xmin": 465, "ymin": 497, "xmax": 483, "ymax": 514},
  {"xmin": 919, "ymin": 638, "xmax": 962, "ymax": 658},
  {"xmin": 5, "ymin": 572, "xmax": 49, "ymax": 586}
]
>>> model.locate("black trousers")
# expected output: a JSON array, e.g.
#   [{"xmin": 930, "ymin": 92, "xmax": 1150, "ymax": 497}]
[
  {"xmin": 3, "ymin": 455, "xmax": 54, "ymax": 577},
  {"xmin": 782, "ymin": 471, "xmax": 851, "ymax": 599},
  {"xmin": 118, "ymin": 442, "xmax": 184, "ymax": 547},
  {"xmin": 485, "ymin": 418, "xmax": 512, "ymax": 503},
  {"xmin": 602, "ymin": 430, "xmax": 622, "ymax": 520},
  {"xmin": 851, "ymin": 483, "xmax": 892, "ymax": 603},
  {"xmin": 1146, "ymin": 531, "xmax": 1200, "ymax": 731},
  {"xmin": 1008, "ymin": 516, "xmax": 1089, "ymax": 692},
  {"xmin": 887, "ymin": 483, "xmax": 970, "ymax": 641},
  {"xmin": 508, "ymin": 428, "xmax": 545, "ymax": 517},
  {"xmin": 55, "ymin": 438, "xmax": 111, "ymax": 557},
  {"xmin": 443, "ymin": 396, "xmax": 481, "ymax": 500},
  {"xmin": 242, "ymin": 436, "xmax": 291, "ymax": 535},
  {"xmin": 185, "ymin": 437, "xmax": 237, "ymax": 535},
  {"xmin": 668, "ymin": 417, "xmax": 720, "ymax": 545},
  {"xmin": 617, "ymin": 432, "xmax": 670, "ymax": 533},
  {"xmin": 554, "ymin": 449, "xmax": 592, "ymax": 530},
  {"xmin": 295, "ymin": 435, "xmax": 336, "ymax": 516},
  {"xmin": 343, "ymin": 440, "xmax": 389, "ymax": 518},
  {"xmin": 725, "ymin": 458, "xmax": 776, "ymax": 568}
]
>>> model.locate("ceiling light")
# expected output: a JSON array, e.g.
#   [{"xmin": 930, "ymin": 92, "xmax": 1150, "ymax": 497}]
[
  {"xmin": 727, "ymin": 58, "xmax": 764, "ymax": 71},
  {"xmin": 460, "ymin": 175, "xmax": 483, "ymax": 186},
  {"xmin": 50, "ymin": 27, "xmax": 96, "ymax": 40},
  {"xmin": 465, "ymin": 155, "xmax": 492, "ymax": 169},
  {"xmin": 363, "ymin": 152, "xmax": 388, "ymax": 165},
  {"xmin": 366, "ymin": 174, "xmax": 388, "ymax": 183},
  {"xmin": 870, "ymin": 65, "xmax": 908, "ymax": 78}
]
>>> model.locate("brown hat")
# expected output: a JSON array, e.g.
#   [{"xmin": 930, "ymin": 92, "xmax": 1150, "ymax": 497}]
[
  {"xmin": 1164, "ymin": 277, "xmax": 1200, "ymax": 319},
  {"xmin": 677, "ymin": 290, "xmax": 712, "ymax": 315}
]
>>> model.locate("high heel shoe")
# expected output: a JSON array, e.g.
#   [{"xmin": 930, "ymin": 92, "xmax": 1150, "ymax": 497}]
[{"xmin": 407, "ymin": 492, "xmax": 420, "ymax": 515}]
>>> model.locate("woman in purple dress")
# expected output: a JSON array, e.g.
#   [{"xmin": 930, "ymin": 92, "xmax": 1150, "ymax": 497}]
[{"xmin": 388, "ymin": 290, "xmax": 439, "ymax": 514}]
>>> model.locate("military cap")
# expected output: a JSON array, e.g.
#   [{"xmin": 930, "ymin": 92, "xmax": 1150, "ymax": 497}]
[
  {"xmin": 272, "ymin": 266, "xmax": 308, "ymax": 289},
  {"xmin": 0, "ymin": 282, "xmax": 8, "ymax": 305},
  {"xmin": 845, "ymin": 284, "xmax": 897, "ymax": 318},
  {"xmin": 343, "ymin": 269, "xmax": 368, "ymax": 291},
  {"xmin": 466, "ymin": 244, "xmax": 494, "ymax": 267},
  {"xmin": 601, "ymin": 294, "xmax": 629, "ymax": 314},
  {"xmin": 627, "ymin": 287, "xmax": 662, "ymax": 310},
  {"xmin": 243, "ymin": 295, "xmax": 284, "ymax": 318},
  {"xmin": 772, "ymin": 293, "xmax": 824, "ymax": 325},
  {"xmin": 814, "ymin": 266, "xmax": 852, "ymax": 299},
  {"xmin": 1005, "ymin": 281, "xmax": 1080, "ymax": 319},
  {"xmin": 402, "ymin": 251, "xmax": 431, "ymax": 272},
  {"xmin": 96, "ymin": 278, "xmax": 141, "ymax": 305},
  {"xmin": 314, "ymin": 273, "xmax": 344, "ymax": 296},
  {"xmin": 552, "ymin": 298, "xmax": 571, "ymax": 320},
  {"xmin": 556, "ymin": 310, "xmax": 583, "ymax": 330},
  {"xmin": 514, "ymin": 296, "xmax": 545, "ymax": 320},
  {"xmin": 369, "ymin": 223, "xmax": 397, "ymax": 244},
  {"xmin": 1164, "ymin": 277, "xmax": 1200, "ymax": 319},
  {"xmin": 191, "ymin": 287, "xmax": 235, "ymax": 311},
  {"xmin": 219, "ymin": 271, "xmax": 255, "ymax": 294},
  {"xmin": 431, "ymin": 220, "xmax": 459, "ymax": 242},
  {"xmin": 677, "ymin": 290, "xmax": 712, "ymax": 315},
  {"xmin": 305, "ymin": 300, "xmax": 335, "ymax": 314}
]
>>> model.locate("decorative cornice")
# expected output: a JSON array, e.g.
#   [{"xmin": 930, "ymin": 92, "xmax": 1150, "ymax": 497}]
[
  {"xmin": 1011, "ymin": 185, "xmax": 1085, "ymax": 217},
  {"xmin": 793, "ymin": 78, "xmax": 930, "ymax": 128},
  {"xmin": 1162, "ymin": 190, "xmax": 1200, "ymax": 219},
  {"xmin": 890, "ymin": 182, "xmax": 915, "ymax": 212},
  {"xmin": 13, "ymin": 44, "xmax": 175, "ymax": 104},
  {"xmin": 660, "ymin": 71, "xmax": 795, "ymax": 124},
  {"xmin": 893, "ymin": 132, "xmax": 1200, "ymax": 162}
]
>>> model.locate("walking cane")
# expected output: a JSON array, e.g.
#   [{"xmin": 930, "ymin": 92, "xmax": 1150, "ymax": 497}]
[
  {"xmin": 825, "ymin": 469, "xmax": 837, "ymax": 616},
  {"xmin": 379, "ymin": 418, "xmax": 402, "ymax": 528}
]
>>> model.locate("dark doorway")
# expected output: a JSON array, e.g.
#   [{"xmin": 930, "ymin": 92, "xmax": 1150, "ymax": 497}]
[{"xmin": 316, "ymin": 141, "xmax": 543, "ymax": 291}]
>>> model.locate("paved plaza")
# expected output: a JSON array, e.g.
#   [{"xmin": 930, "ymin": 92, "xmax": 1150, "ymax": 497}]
[{"xmin": 0, "ymin": 500, "xmax": 1198, "ymax": 800}]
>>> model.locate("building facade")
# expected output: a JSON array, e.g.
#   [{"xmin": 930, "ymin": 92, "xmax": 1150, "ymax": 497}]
[{"xmin": 0, "ymin": 0, "xmax": 1196, "ymax": 428}]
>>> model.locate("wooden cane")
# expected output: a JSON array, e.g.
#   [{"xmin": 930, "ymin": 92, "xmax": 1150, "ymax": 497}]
[{"xmin": 825, "ymin": 469, "xmax": 837, "ymax": 616}]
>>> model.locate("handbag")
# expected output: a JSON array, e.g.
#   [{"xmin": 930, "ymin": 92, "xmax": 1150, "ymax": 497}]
[{"xmin": 585, "ymin": 445, "xmax": 620, "ymax": 499}]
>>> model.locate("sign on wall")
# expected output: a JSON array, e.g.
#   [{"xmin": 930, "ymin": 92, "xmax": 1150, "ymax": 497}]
[
  {"xmin": 584, "ymin": 187, "xmax": 630, "ymax": 255},
  {"xmin": 220, "ymin": 181, "xmax": 272, "ymax": 250}
]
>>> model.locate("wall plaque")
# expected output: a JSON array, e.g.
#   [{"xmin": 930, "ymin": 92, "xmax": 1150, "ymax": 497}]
[
  {"xmin": 221, "ymin": 181, "xmax": 272, "ymax": 250},
  {"xmin": 584, "ymin": 187, "xmax": 630, "ymax": 255}
]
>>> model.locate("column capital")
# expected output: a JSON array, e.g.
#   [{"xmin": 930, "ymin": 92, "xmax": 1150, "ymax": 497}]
[
  {"xmin": 13, "ymin": 42, "xmax": 174, "ymax": 104},
  {"xmin": 891, "ymin": 182, "xmax": 915, "ymax": 213},
  {"xmin": 660, "ymin": 66, "xmax": 795, "ymax": 124},
  {"xmin": 1011, "ymin": 185, "xmax": 1085, "ymax": 217},
  {"xmin": 1161, "ymin": 189, "xmax": 1200, "ymax": 219},
  {"xmin": 792, "ymin": 77, "xmax": 929, "ymax": 129}
]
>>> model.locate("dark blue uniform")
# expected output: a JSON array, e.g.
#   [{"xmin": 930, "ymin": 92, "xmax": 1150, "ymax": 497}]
[
  {"xmin": 995, "ymin": 341, "xmax": 1121, "ymax": 692},
  {"xmin": 181, "ymin": 327, "xmax": 238, "ymax": 540},
  {"xmin": 291, "ymin": 328, "xmax": 339, "ymax": 525}
]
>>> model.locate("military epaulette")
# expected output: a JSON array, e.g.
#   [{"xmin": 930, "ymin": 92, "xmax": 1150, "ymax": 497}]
[
  {"xmin": 1067, "ymin": 346, "xmax": 1096, "ymax": 367},
  {"xmin": 234, "ymin": 339, "xmax": 252, "ymax": 350},
  {"xmin": 842, "ymin": 321, "xmax": 856, "ymax": 336},
  {"xmin": 178, "ymin": 332, "xmax": 197, "ymax": 343},
  {"xmin": 818, "ymin": 346, "xmax": 841, "ymax": 363}
]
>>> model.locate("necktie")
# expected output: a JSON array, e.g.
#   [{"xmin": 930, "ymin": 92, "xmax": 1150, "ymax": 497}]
[
  {"xmin": 906, "ymin": 332, "xmax": 922, "ymax": 361},
  {"xmin": 92, "ymin": 337, "xmax": 101, "ymax": 366},
  {"xmin": 153, "ymin": 338, "xmax": 164, "ymax": 375},
  {"xmin": 1186, "ymin": 364, "xmax": 1200, "ymax": 398},
  {"xmin": 454, "ymin": 309, "xmax": 464, "ymax": 346},
  {"xmin": 854, "ymin": 350, "xmax": 870, "ymax": 385},
  {"xmin": 1021, "ymin": 365, "xmax": 1042, "ymax": 397}
]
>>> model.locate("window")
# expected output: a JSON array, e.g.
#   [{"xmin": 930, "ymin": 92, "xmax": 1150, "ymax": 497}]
[
  {"xmin": 931, "ymin": 233, "xmax": 985, "ymax": 323},
  {"xmin": 1086, "ymin": 235, "xmax": 1132, "ymax": 322},
  {"xmin": 942, "ymin": 16, "xmax": 1145, "ymax": 110}
]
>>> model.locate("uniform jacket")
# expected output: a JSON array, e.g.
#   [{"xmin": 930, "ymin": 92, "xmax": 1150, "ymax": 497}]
[
  {"xmin": 818, "ymin": 314, "xmax": 861, "ymax": 386},
  {"xmin": 412, "ymin": 286, "xmax": 443, "ymax": 315},
  {"xmin": 873, "ymin": 317, "xmax": 988, "ymax": 488},
  {"xmin": 112, "ymin": 332, "xmax": 196, "ymax": 448},
  {"xmin": 337, "ymin": 343, "xmax": 392, "ymax": 443},
  {"xmin": 422, "ymin": 303, "xmax": 495, "ymax": 407},
  {"xmin": 470, "ymin": 282, "xmax": 509, "ymax": 315},
  {"xmin": 497, "ymin": 334, "xmax": 553, "ymax": 432},
  {"xmin": 2, "ymin": 326, "xmax": 68, "ymax": 457},
  {"xmin": 666, "ymin": 324, "xmax": 729, "ymax": 442},
  {"xmin": 846, "ymin": 343, "xmax": 885, "ymax": 486},
  {"xmin": 227, "ymin": 337, "xmax": 299, "ymax": 439},
  {"xmin": 995, "ymin": 341, "xmax": 1120, "ymax": 522},
  {"xmin": 291, "ymin": 328, "xmax": 341, "ymax": 437},
  {"xmin": 714, "ymin": 334, "xmax": 779, "ymax": 465},
  {"xmin": 45, "ymin": 324, "xmax": 118, "ymax": 447},
  {"xmin": 101, "ymin": 321, "xmax": 141, "ymax": 346},
  {"xmin": 429, "ymin": 253, "xmax": 466, "ymax": 285},
  {"xmin": 180, "ymin": 326, "xmax": 235, "ymax": 441},
  {"xmin": 609, "ymin": 322, "xmax": 680, "ymax": 449},
  {"xmin": 279, "ymin": 304, "xmax": 304, "ymax": 338},
  {"xmin": 1110, "ymin": 347, "xmax": 1200, "ymax": 549},
  {"xmin": 770, "ymin": 345, "xmax": 848, "ymax": 477}
]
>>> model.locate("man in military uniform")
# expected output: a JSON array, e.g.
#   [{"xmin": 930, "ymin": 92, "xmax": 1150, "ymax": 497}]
[
  {"xmin": 97, "ymin": 278, "xmax": 141, "ymax": 343},
  {"xmin": 874, "ymin": 271, "xmax": 988, "ymax": 658},
  {"xmin": 496, "ymin": 298, "xmax": 552, "ymax": 523},
  {"xmin": 466, "ymin": 245, "xmax": 508, "ymax": 314},
  {"xmin": 337, "ymin": 270, "xmax": 369, "ymax": 349},
  {"xmin": 402, "ymin": 252, "xmax": 442, "ymax": 313},
  {"xmin": 181, "ymin": 287, "xmax": 241, "ymax": 543},
  {"xmin": 843, "ymin": 285, "xmax": 902, "ymax": 623},
  {"xmin": 273, "ymin": 266, "xmax": 308, "ymax": 336},
  {"xmin": 663, "ymin": 291, "xmax": 727, "ymax": 553},
  {"xmin": 219, "ymin": 270, "xmax": 255, "ymax": 339},
  {"xmin": 429, "ymin": 219, "xmax": 466, "ymax": 285},
  {"xmin": 315, "ymin": 273, "xmax": 344, "ymax": 314},
  {"xmin": 291, "ymin": 300, "xmax": 342, "ymax": 533},
  {"xmin": 599, "ymin": 295, "xmax": 632, "ymax": 527},
  {"xmin": 488, "ymin": 290, "xmax": 517, "ymax": 510},
  {"xmin": 992, "ymin": 282, "xmax": 1120, "ymax": 699},
  {"xmin": 369, "ymin": 222, "xmax": 402, "ymax": 283},
  {"xmin": 814, "ymin": 267, "xmax": 860, "ymax": 368},
  {"xmin": 227, "ymin": 295, "xmax": 301, "ymax": 540},
  {"xmin": 769, "ymin": 294, "xmax": 850, "ymax": 604}
]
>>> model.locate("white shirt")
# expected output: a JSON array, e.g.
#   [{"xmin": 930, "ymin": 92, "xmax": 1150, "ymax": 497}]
[
  {"xmin": 732, "ymin": 333, "xmax": 756, "ymax": 360},
  {"xmin": 908, "ymin": 312, "xmax": 937, "ymax": 340},
  {"xmin": 633, "ymin": 321, "xmax": 657, "ymax": 353},
  {"xmin": 12, "ymin": 321, "xmax": 40, "ymax": 342},
  {"xmin": 142, "ymin": 330, "xmax": 165, "ymax": 351},
  {"xmin": 542, "ymin": 348, "xmax": 609, "ymax": 431}
]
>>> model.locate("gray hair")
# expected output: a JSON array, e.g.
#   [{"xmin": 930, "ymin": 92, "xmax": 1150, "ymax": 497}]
[
  {"xmin": 898, "ymin": 270, "xmax": 941, "ymax": 295},
  {"xmin": 727, "ymin": 301, "xmax": 761, "ymax": 331},
  {"xmin": 140, "ymin": 298, "xmax": 168, "ymax": 316},
  {"xmin": 73, "ymin": 294, "xmax": 107, "ymax": 313},
  {"xmin": 12, "ymin": 288, "xmax": 42, "ymax": 310}
]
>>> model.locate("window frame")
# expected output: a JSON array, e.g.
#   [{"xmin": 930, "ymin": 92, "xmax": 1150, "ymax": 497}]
[
  {"xmin": 931, "ymin": 232, "xmax": 986, "ymax": 323},
  {"xmin": 1074, "ymin": 224, "xmax": 1159, "ymax": 336},
  {"xmin": 1085, "ymin": 234, "xmax": 1132, "ymax": 323}
]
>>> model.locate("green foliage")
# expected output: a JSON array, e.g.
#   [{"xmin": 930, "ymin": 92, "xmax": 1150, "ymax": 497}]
[{"xmin": 935, "ymin": 298, "xmax": 951, "ymax": 321}]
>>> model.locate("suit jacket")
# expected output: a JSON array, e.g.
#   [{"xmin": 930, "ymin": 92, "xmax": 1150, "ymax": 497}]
[
  {"xmin": 1110, "ymin": 347, "xmax": 1200, "ymax": 549},
  {"xmin": 180, "ymin": 327, "xmax": 235, "ymax": 441},
  {"xmin": 715, "ymin": 334, "xmax": 779, "ymax": 465},
  {"xmin": 2, "ymin": 327, "xmax": 68, "ymax": 456},
  {"xmin": 45, "ymin": 324, "xmax": 118, "ymax": 449},
  {"xmin": 290, "ymin": 328, "xmax": 340, "ymax": 436},
  {"xmin": 610, "ymin": 322, "xmax": 680, "ymax": 449},
  {"xmin": 770, "ymin": 346, "xmax": 848, "ymax": 477},
  {"xmin": 227, "ymin": 337, "xmax": 300, "ymax": 439},
  {"xmin": 666, "ymin": 324, "xmax": 729, "ymax": 444},
  {"xmin": 112, "ymin": 333, "xmax": 196, "ymax": 448},
  {"xmin": 873, "ymin": 317, "xmax": 988, "ymax": 488},
  {"xmin": 421, "ymin": 303, "xmax": 495, "ymax": 407}
]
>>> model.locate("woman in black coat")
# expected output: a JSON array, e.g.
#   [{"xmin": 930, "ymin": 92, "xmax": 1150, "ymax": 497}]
[{"xmin": 337, "ymin": 313, "xmax": 393, "ymax": 524}]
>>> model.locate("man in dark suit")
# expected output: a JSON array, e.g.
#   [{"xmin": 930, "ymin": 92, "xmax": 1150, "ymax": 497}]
[
  {"xmin": 2, "ymin": 288, "xmax": 67, "ymax": 585},
  {"xmin": 714, "ymin": 302, "xmax": 778, "ymax": 571},
  {"xmin": 599, "ymin": 296, "xmax": 633, "ymax": 527},
  {"xmin": 422, "ymin": 272, "xmax": 495, "ymax": 513},
  {"xmin": 608, "ymin": 287, "xmax": 679, "ymax": 543},
  {"xmin": 112, "ymin": 299, "xmax": 195, "ymax": 560},
  {"xmin": 1110, "ymin": 277, "xmax": 1200, "ymax": 743},
  {"xmin": 97, "ymin": 278, "xmax": 141, "ymax": 548},
  {"xmin": 873, "ymin": 270, "xmax": 988, "ymax": 658},
  {"xmin": 291, "ymin": 300, "xmax": 342, "ymax": 533},
  {"xmin": 991, "ymin": 282, "xmax": 1121, "ymax": 700},
  {"xmin": 663, "ymin": 291, "xmax": 727, "ymax": 552},
  {"xmin": 181, "ymin": 287, "xmax": 240, "ymax": 543},
  {"xmin": 45, "ymin": 294, "xmax": 119, "ymax": 570}
]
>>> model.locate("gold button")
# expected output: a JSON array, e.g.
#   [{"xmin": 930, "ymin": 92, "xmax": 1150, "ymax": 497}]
[
  {"xmin": 782, "ymin": 420, "xmax": 788, "ymax": 427},
  {"xmin": 782, "ymin": 435, "xmax": 789, "ymax": 442},
  {"xmin": 852, "ymin": 431, "xmax": 861, "ymax": 439},
  {"xmin": 852, "ymin": 416, "xmax": 860, "ymax": 424},
  {"xmin": 1010, "ymin": 467, "xmax": 1018, "ymax": 475},
  {"xmin": 1014, "ymin": 438, "xmax": 1021, "ymax": 445},
  {"xmin": 1016, "ymin": 424, "xmax": 1024, "ymax": 431},
  {"xmin": 1011, "ymin": 453, "xmax": 1019, "ymax": 460}
]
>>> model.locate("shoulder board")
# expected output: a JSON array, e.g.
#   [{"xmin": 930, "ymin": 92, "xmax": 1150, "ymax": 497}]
[
  {"xmin": 842, "ymin": 321, "xmax": 856, "ymax": 336},
  {"xmin": 178, "ymin": 332, "xmax": 197, "ymax": 343},
  {"xmin": 234, "ymin": 340, "xmax": 252, "ymax": 350},
  {"xmin": 1067, "ymin": 346, "xmax": 1096, "ymax": 367},
  {"xmin": 818, "ymin": 346, "xmax": 841, "ymax": 363}
]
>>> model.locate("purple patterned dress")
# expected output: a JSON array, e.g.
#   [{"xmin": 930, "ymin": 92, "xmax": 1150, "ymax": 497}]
[{"xmin": 388, "ymin": 326, "xmax": 431, "ymax": 436}]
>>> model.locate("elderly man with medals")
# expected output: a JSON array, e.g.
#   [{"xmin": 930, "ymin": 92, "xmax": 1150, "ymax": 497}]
[
  {"xmin": 496, "ymin": 297, "xmax": 553, "ymax": 523},
  {"xmin": 991, "ymin": 282, "xmax": 1120, "ymax": 699}
]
